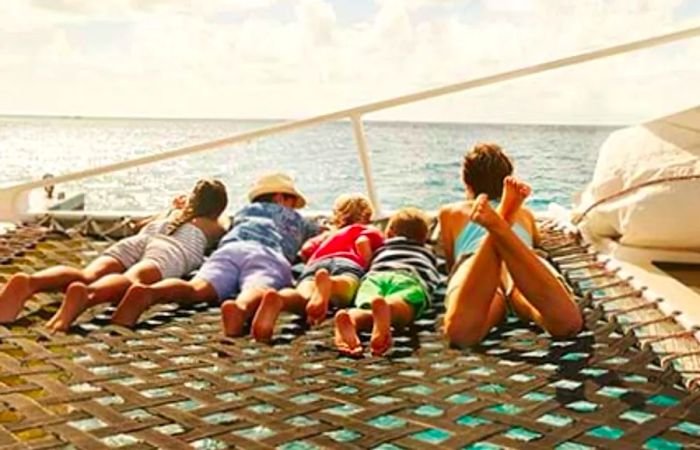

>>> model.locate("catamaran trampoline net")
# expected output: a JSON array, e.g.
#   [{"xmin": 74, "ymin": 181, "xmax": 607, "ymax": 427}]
[{"xmin": 0, "ymin": 217, "xmax": 698, "ymax": 450}]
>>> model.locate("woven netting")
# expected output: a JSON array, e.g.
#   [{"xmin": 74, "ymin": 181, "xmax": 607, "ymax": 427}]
[{"xmin": 0, "ymin": 220, "xmax": 698, "ymax": 450}]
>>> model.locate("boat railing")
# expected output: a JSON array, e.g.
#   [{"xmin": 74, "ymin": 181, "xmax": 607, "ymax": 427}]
[{"xmin": 2, "ymin": 22, "xmax": 700, "ymax": 222}]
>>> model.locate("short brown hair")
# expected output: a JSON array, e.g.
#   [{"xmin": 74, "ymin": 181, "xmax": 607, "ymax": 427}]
[
  {"xmin": 461, "ymin": 142, "xmax": 513, "ymax": 199},
  {"xmin": 387, "ymin": 207, "xmax": 431, "ymax": 244}
]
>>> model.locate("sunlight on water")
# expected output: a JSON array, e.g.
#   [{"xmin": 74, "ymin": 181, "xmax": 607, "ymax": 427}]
[{"xmin": 0, "ymin": 117, "xmax": 617, "ymax": 213}]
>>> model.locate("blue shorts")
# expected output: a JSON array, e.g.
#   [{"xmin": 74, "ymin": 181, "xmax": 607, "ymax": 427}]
[
  {"xmin": 194, "ymin": 241, "xmax": 293, "ymax": 302},
  {"xmin": 298, "ymin": 257, "xmax": 365, "ymax": 282}
]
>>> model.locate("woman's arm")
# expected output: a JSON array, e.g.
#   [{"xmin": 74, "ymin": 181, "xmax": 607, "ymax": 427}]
[
  {"xmin": 523, "ymin": 209, "xmax": 541, "ymax": 247},
  {"xmin": 439, "ymin": 206, "xmax": 456, "ymax": 271}
]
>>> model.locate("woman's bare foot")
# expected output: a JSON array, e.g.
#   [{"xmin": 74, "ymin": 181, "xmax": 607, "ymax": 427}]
[
  {"xmin": 251, "ymin": 290, "xmax": 283, "ymax": 343},
  {"xmin": 334, "ymin": 310, "xmax": 363, "ymax": 357},
  {"xmin": 470, "ymin": 194, "xmax": 506, "ymax": 231},
  {"xmin": 306, "ymin": 269, "xmax": 331, "ymax": 326},
  {"xmin": 370, "ymin": 297, "xmax": 392, "ymax": 356},
  {"xmin": 221, "ymin": 300, "xmax": 247, "ymax": 337},
  {"xmin": 499, "ymin": 176, "xmax": 531, "ymax": 222},
  {"xmin": 111, "ymin": 284, "xmax": 153, "ymax": 327},
  {"xmin": 47, "ymin": 283, "xmax": 89, "ymax": 332},
  {"xmin": 0, "ymin": 273, "xmax": 34, "ymax": 323}
]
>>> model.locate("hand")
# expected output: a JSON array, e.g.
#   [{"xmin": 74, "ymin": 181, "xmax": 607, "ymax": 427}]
[{"xmin": 171, "ymin": 194, "xmax": 187, "ymax": 210}]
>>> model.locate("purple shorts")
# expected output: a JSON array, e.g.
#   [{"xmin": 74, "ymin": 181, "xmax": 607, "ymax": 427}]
[{"xmin": 194, "ymin": 241, "xmax": 293, "ymax": 302}]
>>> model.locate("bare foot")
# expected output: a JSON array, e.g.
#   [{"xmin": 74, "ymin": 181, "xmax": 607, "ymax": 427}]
[
  {"xmin": 306, "ymin": 269, "xmax": 331, "ymax": 326},
  {"xmin": 0, "ymin": 273, "xmax": 34, "ymax": 323},
  {"xmin": 499, "ymin": 176, "xmax": 531, "ymax": 223},
  {"xmin": 111, "ymin": 284, "xmax": 153, "ymax": 327},
  {"xmin": 370, "ymin": 298, "xmax": 392, "ymax": 356},
  {"xmin": 251, "ymin": 290, "xmax": 283, "ymax": 343},
  {"xmin": 470, "ymin": 194, "xmax": 507, "ymax": 231},
  {"xmin": 221, "ymin": 300, "xmax": 247, "ymax": 337},
  {"xmin": 47, "ymin": 283, "xmax": 89, "ymax": 332},
  {"xmin": 334, "ymin": 310, "xmax": 363, "ymax": 357}
]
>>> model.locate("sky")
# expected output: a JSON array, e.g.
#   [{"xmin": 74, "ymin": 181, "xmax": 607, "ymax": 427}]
[{"xmin": 2, "ymin": 0, "xmax": 700, "ymax": 124}]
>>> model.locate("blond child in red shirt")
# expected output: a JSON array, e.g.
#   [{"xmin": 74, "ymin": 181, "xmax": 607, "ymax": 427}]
[{"xmin": 251, "ymin": 194, "xmax": 383, "ymax": 342}]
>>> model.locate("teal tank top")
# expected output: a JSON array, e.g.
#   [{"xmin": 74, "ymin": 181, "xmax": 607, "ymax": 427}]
[{"xmin": 454, "ymin": 200, "xmax": 533, "ymax": 257}]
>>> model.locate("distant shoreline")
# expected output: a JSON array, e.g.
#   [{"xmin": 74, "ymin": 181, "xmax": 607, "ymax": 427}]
[{"xmin": 0, "ymin": 113, "xmax": 625, "ymax": 128}]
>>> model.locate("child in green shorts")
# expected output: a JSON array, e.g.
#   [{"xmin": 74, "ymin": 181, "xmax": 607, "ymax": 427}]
[{"xmin": 334, "ymin": 207, "xmax": 442, "ymax": 356}]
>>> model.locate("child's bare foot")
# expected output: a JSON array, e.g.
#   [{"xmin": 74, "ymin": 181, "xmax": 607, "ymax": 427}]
[
  {"xmin": 111, "ymin": 284, "xmax": 153, "ymax": 327},
  {"xmin": 370, "ymin": 298, "xmax": 392, "ymax": 356},
  {"xmin": 499, "ymin": 176, "xmax": 531, "ymax": 222},
  {"xmin": 47, "ymin": 282, "xmax": 89, "ymax": 332},
  {"xmin": 221, "ymin": 300, "xmax": 246, "ymax": 337},
  {"xmin": 334, "ymin": 310, "xmax": 363, "ymax": 357},
  {"xmin": 251, "ymin": 290, "xmax": 283, "ymax": 343},
  {"xmin": 306, "ymin": 269, "xmax": 331, "ymax": 326},
  {"xmin": 0, "ymin": 273, "xmax": 34, "ymax": 323},
  {"xmin": 470, "ymin": 194, "xmax": 506, "ymax": 231}
]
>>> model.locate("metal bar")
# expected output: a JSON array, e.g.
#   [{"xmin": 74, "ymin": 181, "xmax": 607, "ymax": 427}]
[
  {"xmin": 2, "ymin": 21, "xmax": 700, "ymax": 221},
  {"xmin": 350, "ymin": 115, "xmax": 381, "ymax": 215}
]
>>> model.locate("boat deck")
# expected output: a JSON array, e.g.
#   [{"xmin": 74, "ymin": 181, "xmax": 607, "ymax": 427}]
[
  {"xmin": 0, "ymin": 217, "xmax": 699, "ymax": 450},
  {"xmin": 655, "ymin": 262, "xmax": 700, "ymax": 297}
]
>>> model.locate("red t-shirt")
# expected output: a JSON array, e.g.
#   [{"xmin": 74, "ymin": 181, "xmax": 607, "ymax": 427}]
[{"xmin": 301, "ymin": 224, "xmax": 384, "ymax": 268}]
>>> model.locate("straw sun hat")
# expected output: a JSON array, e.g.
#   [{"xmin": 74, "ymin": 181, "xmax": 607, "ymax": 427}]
[{"xmin": 247, "ymin": 172, "xmax": 307, "ymax": 209}]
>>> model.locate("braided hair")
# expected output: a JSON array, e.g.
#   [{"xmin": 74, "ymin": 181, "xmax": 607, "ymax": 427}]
[
  {"xmin": 165, "ymin": 179, "xmax": 228, "ymax": 235},
  {"xmin": 331, "ymin": 193, "xmax": 373, "ymax": 228}
]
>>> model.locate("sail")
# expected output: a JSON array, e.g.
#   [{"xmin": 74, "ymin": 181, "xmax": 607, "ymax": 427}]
[{"xmin": 577, "ymin": 106, "xmax": 700, "ymax": 250}]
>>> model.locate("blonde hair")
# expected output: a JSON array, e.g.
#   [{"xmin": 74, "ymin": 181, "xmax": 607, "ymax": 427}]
[
  {"xmin": 165, "ymin": 179, "xmax": 228, "ymax": 235},
  {"xmin": 386, "ymin": 207, "xmax": 431, "ymax": 244},
  {"xmin": 331, "ymin": 193, "xmax": 373, "ymax": 228}
]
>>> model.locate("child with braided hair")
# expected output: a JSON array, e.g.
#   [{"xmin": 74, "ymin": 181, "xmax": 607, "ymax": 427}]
[
  {"xmin": 251, "ymin": 193, "xmax": 384, "ymax": 342},
  {"xmin": 0, "ymin": 179, "xmax": 228, "ymax": 330}
]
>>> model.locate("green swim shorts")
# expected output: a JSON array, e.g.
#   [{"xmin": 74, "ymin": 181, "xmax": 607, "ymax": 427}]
[{"xmin": 355, "ymin": 271, "xmax": 429, "ymax": 318}]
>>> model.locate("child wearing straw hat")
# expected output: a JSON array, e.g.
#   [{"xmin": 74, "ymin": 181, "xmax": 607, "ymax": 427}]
[{"xmin": 111, "ymin": 172, "xmax": 321, "ymax": 334}]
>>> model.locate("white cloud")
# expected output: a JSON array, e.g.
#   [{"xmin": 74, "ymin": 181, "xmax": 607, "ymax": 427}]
[{"xmin": 1, "ymin": 0, "xmax": 699, "ymax": 123}]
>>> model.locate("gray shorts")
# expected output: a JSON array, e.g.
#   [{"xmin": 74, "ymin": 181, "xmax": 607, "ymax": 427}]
[
  {"xmin": 103, "ymin": 230, "xmax": 205, "ymax": 279},
  {"xmin": 298, "ymin": 257, "xmax": 365, "ymax": 283}
]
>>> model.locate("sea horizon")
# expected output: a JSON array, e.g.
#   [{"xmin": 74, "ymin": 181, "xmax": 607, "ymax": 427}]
[
  {"xmin": 0, "ymin": 115, "xmax": 616, "ymax": 213},
  {"xmin": 0, "ymin": 113, "xmax": 627, "ymax": 129}
]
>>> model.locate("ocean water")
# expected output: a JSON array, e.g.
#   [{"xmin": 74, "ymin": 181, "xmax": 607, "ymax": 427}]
[{"xmin": 0, "ymin": 116, "xmax": 618, "ymax": 214}]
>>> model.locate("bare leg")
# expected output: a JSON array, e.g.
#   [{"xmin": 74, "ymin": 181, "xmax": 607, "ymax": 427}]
[
  {"xmin": 0, "ymin": 257, "xmax": 122, "ymax": 323},
  {"xmin": 221, "ymin": 287, "xmax": 266, "ymax": 337},
  {"xmin": 444, "ymin": 184, "xmax": 524, "ymax": 347},
  {"xmin": 45, "ymin": 282, "xmax": 95, "ymax": 332},
  {"xmin": 329, "ymin": 275, "xmax": 360, "ymax": 308},
  {"xmin": 305, "ymin": 269, "xmax": 331, "ymax": 325},
  {"xmin": 47, "ymin": 262, "xmax": 161, "ymax": 332},
  {"xmin": 477, "ymin": 200, "xmax": 583, "ymax": 337},
  {"xmin": 251, "ymin": 287, "xmax": 310, "ymax": 343},
  {"xmin": 111, "ymin": 278, "xmax": 217, "ymax": 327},
  {"xmin": 370, "ymin": 298, "xmax": 392, "ymax": 356},
  {"xmin": 334, "ymin": 308, "xmax": 373, "ymax": 357},
  {"xmin": 370, "ymin": 296, "xmax": 416, "ymax": 356},
  {"xmin": 0, "ymin": 274, "xmax": 36, "ymax": 323},
  {"xmin": 508, "ymin": 288, "xmax": 545, "ymax": 325},
  {"xmin": 307, "ymin": 271, "xmax": 360, "ymax": 326}
]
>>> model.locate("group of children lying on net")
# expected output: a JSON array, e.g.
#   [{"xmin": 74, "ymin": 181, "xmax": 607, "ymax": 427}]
[{"xmin": 0, "ymin": 143, "xmax": 583, "ymax": 356}]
